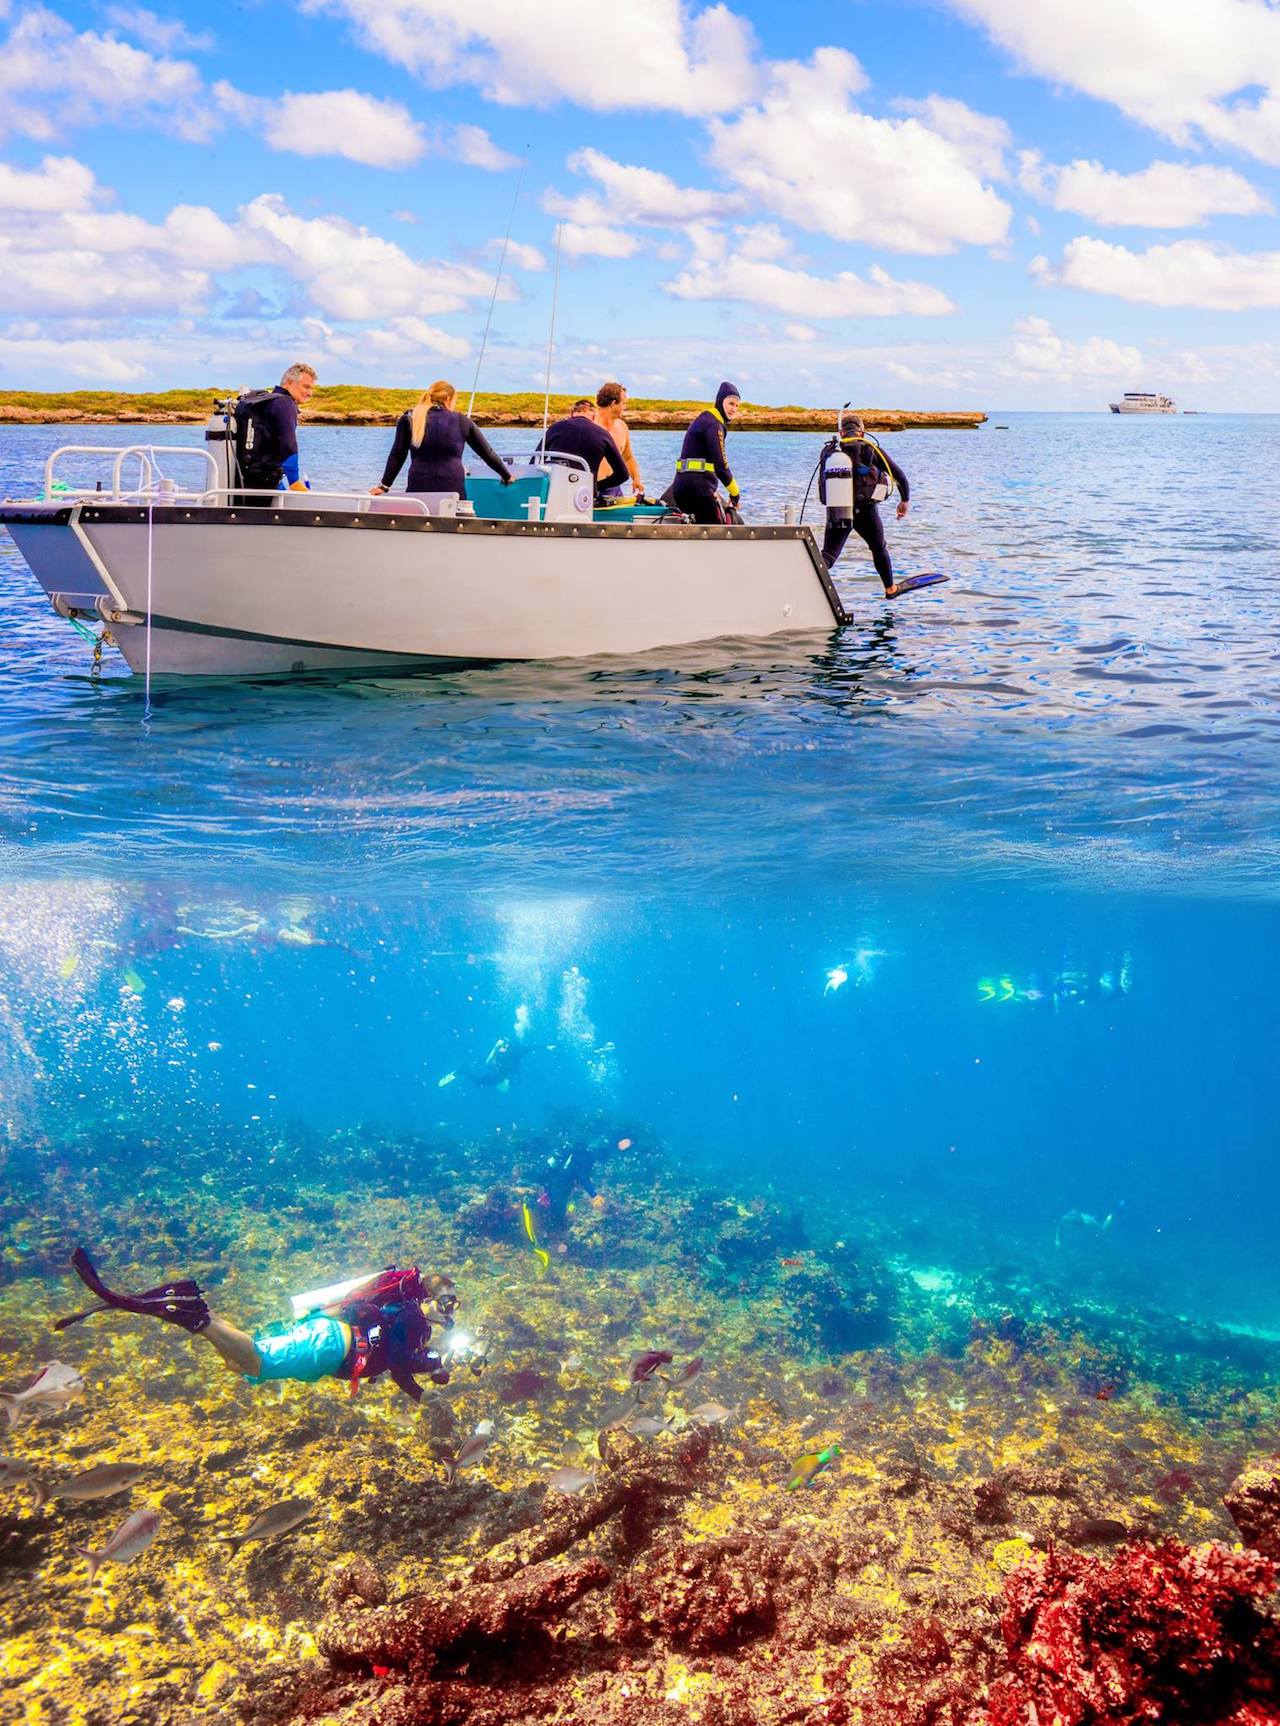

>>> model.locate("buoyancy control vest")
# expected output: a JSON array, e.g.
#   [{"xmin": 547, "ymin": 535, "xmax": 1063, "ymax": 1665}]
[{"xmin": 232, "ymin": 389, "xmax": 281, "ymax": 484}]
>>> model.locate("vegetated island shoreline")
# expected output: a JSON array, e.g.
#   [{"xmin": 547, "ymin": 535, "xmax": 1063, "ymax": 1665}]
[{"xmin": 0, "ymin": 387, "xmax": 985, "ymax": 433}]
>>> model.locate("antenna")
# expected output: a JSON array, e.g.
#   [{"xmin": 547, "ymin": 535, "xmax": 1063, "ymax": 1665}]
[
  {"xmin": 541, "ymin": 223, "xmax": 564, "ymax": 448},
  {"xmin": 467, "ymin": 147, "xmax": 529, "ymax": 418}
]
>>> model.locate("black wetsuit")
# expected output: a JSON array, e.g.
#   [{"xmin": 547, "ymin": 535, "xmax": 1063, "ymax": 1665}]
[
  {"xmin": 822, "ymin": 437, "xmax": 910, "ymax": 588},
  {"xmin": 672, "ymin": 407, "xmax": 736, "ymax": 524},
  {"xmin": 380, "ymin": 406, "xmax": 512, "ymax": 495},
  {"xmin": 541, "ymin": 415, "xmax": 629, "ymax": 497},
  {"xmin": 236, "ymin": 385, "xmax": 300, "ymax": 503}
]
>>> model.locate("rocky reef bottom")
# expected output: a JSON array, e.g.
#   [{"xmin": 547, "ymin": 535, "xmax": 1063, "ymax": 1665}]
[{"xmin": 1, "ymin": 1113, "xmax": 1278, "ymax": 1726}]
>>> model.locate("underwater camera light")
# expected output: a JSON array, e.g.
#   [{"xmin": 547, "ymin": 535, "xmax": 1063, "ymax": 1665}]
[{"xmin": 443, "ymin": 1330, "xmax": 490, "ymax": 1376}]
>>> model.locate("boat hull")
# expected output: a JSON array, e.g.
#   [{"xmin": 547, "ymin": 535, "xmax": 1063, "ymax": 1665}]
[{"xmin": 2, "ymin": 502, "xmax": 847, "ymax": 676}]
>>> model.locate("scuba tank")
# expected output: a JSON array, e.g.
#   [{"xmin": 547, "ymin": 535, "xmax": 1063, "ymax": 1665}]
[
  {"xmin": 820, "ymin": 401, "xmax": 855, "ymax": 526},
  {"xmin": 204, "ymin": 395, "xmax": 241, "ymax": 493},
  {"xmin": 289, "ymin": 1266, "xmax": 426, "ymax": 1321}
]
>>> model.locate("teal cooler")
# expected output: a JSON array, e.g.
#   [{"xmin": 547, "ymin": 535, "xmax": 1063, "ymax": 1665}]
[
  {"xmin": 592, "ymin": 502, "xmax": 670, "ymax": 524},
  {"xmin": 466, "ymin": 473, "xmax": 550, "ymax": 521}
]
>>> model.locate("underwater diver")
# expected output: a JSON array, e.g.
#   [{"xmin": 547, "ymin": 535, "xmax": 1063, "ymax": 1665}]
[
  {"xmin": 671, "ymin": 382, "xmax": 741, "ymax": 524},
  {"xmin": 55, "ymin": 1248, "xmax": 464, "ymax": 1403},
  {"xmin": 538, "ymin": 1137, "xmax": 609, "ymax": 1224},
  {"xmin": 820, "ymin": 414, "xmax": 911, "ymax": 594}
]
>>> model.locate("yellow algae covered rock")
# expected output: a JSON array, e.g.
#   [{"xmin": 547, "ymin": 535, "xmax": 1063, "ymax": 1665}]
[{"xmin": 991, "ymin": 1536, "xmax": 1038, "ymax": 1574}]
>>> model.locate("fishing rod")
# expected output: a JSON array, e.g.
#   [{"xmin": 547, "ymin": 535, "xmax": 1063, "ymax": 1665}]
[
  {"xmin": 541, "ymin": 222, "xmax": 564, "ymax": 448},
  {"xmin": 467, "ymin": 147, "xmax": 529, "ymax": 418}
]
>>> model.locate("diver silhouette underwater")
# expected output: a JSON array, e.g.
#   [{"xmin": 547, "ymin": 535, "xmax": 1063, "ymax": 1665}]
[{"xmin": 56, "ymin": 1247, "xmax": 466, "ymax": 1402}]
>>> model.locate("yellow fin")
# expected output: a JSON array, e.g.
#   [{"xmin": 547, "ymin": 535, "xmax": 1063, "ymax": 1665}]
[{"xmin": 59, "ymin": 952, "xmax": 79, "ymax": 979}]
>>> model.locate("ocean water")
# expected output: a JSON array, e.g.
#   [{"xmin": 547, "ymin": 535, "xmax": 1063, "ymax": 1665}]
[{"xmin": 1, "ymin": 411, "xmax": 1278, "ymax": 1338}]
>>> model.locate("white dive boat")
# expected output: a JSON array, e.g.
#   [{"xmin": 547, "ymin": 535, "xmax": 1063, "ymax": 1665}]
[
  {"xmin": 1108, "ymin": 392, "xmax": 1176, "ymax": 414},
  {"xmin": 0, "ymin": 442, "xmax": 847, "ymax": 677}
]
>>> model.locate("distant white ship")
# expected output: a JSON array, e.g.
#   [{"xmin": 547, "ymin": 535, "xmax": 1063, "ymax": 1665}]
[{"xmin": 1109, "ymin": 392, "xmax": 1176, "ymax": 414}]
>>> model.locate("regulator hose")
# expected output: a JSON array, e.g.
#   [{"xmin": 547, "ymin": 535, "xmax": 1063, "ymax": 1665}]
[{"xmin": 798, "ymin": 459, "xmax": 822, "ymax": 527}]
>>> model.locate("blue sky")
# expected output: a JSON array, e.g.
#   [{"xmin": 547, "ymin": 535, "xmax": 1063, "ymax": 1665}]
[{"xmin": 3, "ymin": 0, "xmax": 1280, "ymax": 405}]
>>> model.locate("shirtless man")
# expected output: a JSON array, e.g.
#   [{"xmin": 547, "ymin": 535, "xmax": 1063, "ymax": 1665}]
[{"xmin": 595, "ymin": 381, "xmax": 644, "ymax": 500}]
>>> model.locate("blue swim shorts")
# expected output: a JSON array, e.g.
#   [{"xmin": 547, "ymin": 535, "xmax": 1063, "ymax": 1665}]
[{"xmin": 247, "ymin": 1314, "xmax": 351, "ymax": 1384}]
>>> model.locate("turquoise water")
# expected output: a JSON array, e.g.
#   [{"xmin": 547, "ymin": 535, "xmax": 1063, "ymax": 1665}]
[{"xmin": 2, "ymin": 414, "xmax": 1278, "ymax": 1334}]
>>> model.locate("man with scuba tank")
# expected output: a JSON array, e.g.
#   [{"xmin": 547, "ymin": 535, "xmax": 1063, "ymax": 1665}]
[
  {"xmin": 233, "ymin": 362, "xmax": 317, "ymax": 503},
  {"xmin": 55, "ymin": 1247, "xmax": 475, "ymax": 1405},
  {"xmin": 672, "ymin": 382, "xmax": 742, "ymax": 523},
  {"xmin": 819, "ymin": 412, "xmax": 912, "ymax": 596}
]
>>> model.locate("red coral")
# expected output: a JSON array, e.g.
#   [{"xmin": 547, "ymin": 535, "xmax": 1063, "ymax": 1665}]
[{"xmin": 986, "ymin": 1539, "xmax": 1280, "ymax": 1726}]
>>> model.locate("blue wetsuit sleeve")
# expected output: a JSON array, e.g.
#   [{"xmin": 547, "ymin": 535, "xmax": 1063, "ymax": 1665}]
[
  {"xmin": 380, "ymin": 415, "xmax": 411, "ymax": 489},
  {"xmin": 462, "ymin": 415, "xmax": 512, "ymax": 480},
  {"xmin": 281, "ymin": 451, "xmax": 300, "ymax": 486}
]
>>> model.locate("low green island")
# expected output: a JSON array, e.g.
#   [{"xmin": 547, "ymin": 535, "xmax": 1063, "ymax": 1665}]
[{"xmin": 0, "ymin": 387, "xmax": 985, "ymax": 433}]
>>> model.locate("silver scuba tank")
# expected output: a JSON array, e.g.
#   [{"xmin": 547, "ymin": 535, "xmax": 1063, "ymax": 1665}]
[
  {"xmin": 204, "ymin": 396, "xmax": 239, "ymax": 493},
  {"xmin": 823, "ymin": 445, "xmax": 854, "ymax": 524}
]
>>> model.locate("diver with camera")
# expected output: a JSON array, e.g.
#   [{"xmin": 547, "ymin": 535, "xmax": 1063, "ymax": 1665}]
[{"xmin": 55, "ymin": 1247, "xmax": 484, "ymax": 1404}]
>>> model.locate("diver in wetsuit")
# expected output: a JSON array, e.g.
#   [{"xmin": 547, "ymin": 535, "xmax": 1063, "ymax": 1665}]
[
  {"xmin": 821, "ymin": 415, "xmax": 912, "ymax": 596},
  {"xmin": 540, "ymin": 401, "xmax": 629, "ymax": 500},
  {"xmin": 672, "ymin": 382, "xmax": 741, "ymax": 524},
  {"xmin": 372, "ymin": 380, "xmax": 514, "ymax": 499},
  {"xmin": 235, "ymin": 362, "xmax": 317, "ymax": 504},
  {"xmin": 56, "ymin": 1248, "xmax": 462, "ymax": 1404}
]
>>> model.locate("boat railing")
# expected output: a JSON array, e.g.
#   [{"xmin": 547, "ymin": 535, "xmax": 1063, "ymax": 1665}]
[
  {"xmin": 196, "ymin": 489, "xmax": 433, "ymax": 516},
  {"xmin": 43, "ymin": 444, "xmax": 220, "ymax": 502}
]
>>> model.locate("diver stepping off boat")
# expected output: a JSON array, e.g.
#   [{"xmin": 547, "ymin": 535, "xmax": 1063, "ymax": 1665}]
[
  {"xmin": 819, "ymin": 411, "xmax": 946, "ymax": 599},
  {"xmin": 57, "ymin": 1247, "xmax": 472, "ymax": 1403}
]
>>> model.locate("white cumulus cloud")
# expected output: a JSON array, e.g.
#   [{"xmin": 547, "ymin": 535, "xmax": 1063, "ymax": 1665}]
[
  {"xmin": 706, "ymin": 48, "xmax": 1012, "ymax": 254},
  {"xmin": 1035, "ymin": 235, "xmax": 1280, "ymax": 308},
  {"xmin": 559, "ymin": 223, "xmax": 643, "ymax": 260},
  {"xmin": 0, "ymin": 4, "xmax": 208, "ymax": 140},
  {"xmin": 449, "ymin": 122, "xmax": 518, "ymax": 170},
  {"xmin": 215, "ymin": 86, "xmax": 428, "ymax": 169},
  {"xmin": 1019, "ymin": 152, "xmax": 1270, "ymax": 227},
  {"xmin": 1004, "ymin": 314, "xmax": 1143, "ymax": 383},
  {"xmin": 303, "ymin": 315, "xmax": 470, "ymax": 364},
  {"xmin": 300, "ymin": 0, "xmax": 759, "ymax": 115},
  {"xmin": 103, "ymin": 5, "xmax": 212, "ymax": 52},
  {"xmin": 946, "ymin": 0, "xmax": 1280, "ymax": 166},
  {"xmin": 664, "ymin": 224, "xmax": 956, "ymax": 316},
  {"xmin": 546, "ymin": 146, "xmax": 745, "ymax": 227},
  {"xmin": 0, "ymin": 152, "xmax": 97, "ymax": 210}
]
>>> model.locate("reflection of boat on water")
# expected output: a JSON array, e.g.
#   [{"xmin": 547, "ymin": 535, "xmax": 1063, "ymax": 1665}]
[
  {"xmin": 1108, "ymin": 392, "xmax": 1176, "ymax": 414},
  {"xmin": 0, "ymin": 442, "xmax": 847, "ymax": 679}
]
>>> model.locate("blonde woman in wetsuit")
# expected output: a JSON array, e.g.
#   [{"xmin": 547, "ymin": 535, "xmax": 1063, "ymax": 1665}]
[{"xmin": 371, "ymin": 380, "xmax": 514, "ymax": 499}]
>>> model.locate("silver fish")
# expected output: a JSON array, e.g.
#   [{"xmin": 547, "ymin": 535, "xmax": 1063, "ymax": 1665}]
[
  {"xmin": 223, "ymin": 1498, "xmax": 313, "ymax": 1551},
  {"xmin": 0, "ymin": 1455, "xmax": 41, "ymax": 1502},
  {"xmin": 545, "ymin": 1466, "xmax": 596, "ymax": 1496},
  {"xmin": 35, "ymin": 1462, "xmax": 144, "ymax": 1512},
  {"xmin": 78, "ymin": 1507, "xmax": 161, "ymax": 1586},
  {"xmin": 0, "ymin": 1361, "xmax": 84, "ymax": 1429},
  {"xmin": 689, "ymin": 1400, "xmax": 738, "ymax": 1426},
  {"xmin": 597, "ymin": 1387, "xmax": 645, "ymax": 1433},
  {"xmin": 445, "ymin": 1429, "xmax": 494, "ymax": 1485},
  {"xmin": 664, "ymin": 1357, "xmax": 705, "ymax": 1389},
  {"xmin": 629, "ymin": 1414, "xmax": 674, "ymax": 1438}
]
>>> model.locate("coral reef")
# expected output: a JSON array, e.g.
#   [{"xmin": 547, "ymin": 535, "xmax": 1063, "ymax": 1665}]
[
  {"xmin": 987, "ymin": 1540, "xmax": 1280, "ymax": 1726},
  {"xmin": 2, "ymin": 1113, "xmax": 1280, "ymax": 1726},
  {"xmin": 1225, "ymin": 1456, "xmax": 1280, "ymax": 1561}
]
